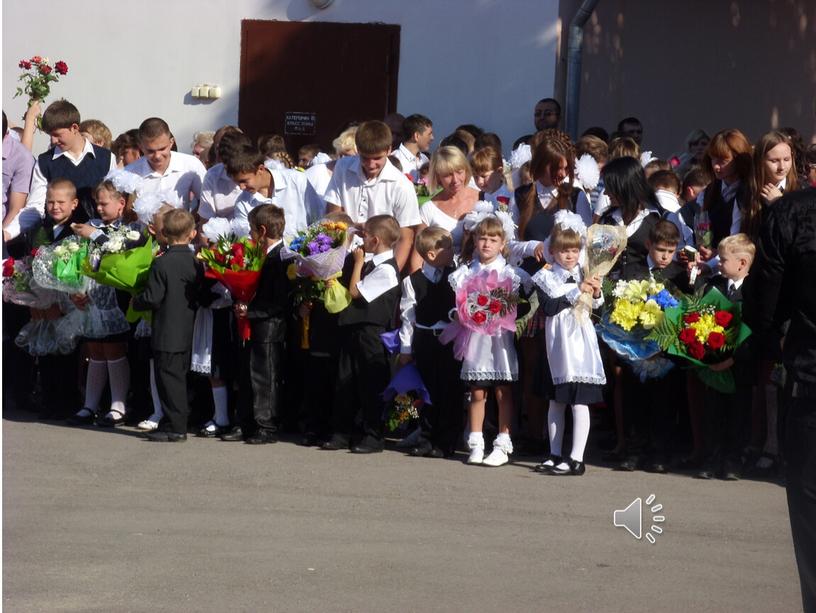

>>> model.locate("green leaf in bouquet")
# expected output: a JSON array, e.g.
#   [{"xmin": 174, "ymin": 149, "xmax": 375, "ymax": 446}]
[{"xmin": 645, "ymin": 305, "xmax": 682, "ymax": 351}]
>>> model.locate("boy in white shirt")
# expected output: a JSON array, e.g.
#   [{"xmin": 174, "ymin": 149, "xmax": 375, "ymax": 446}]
[
  {"xmin": 392, "ymin": 114, "xmax": 433, "ymax": 182},
  {"xmin": 325, "ymin": 121, "xmax": 421, "ymax": 271}
]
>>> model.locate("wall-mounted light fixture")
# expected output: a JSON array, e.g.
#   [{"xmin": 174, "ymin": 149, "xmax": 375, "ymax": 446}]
[{"xmin": 191, "ymin": 84, "xmax": 222, "ymax": 99}]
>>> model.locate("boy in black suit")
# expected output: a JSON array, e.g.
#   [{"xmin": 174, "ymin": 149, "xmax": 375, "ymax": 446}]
[
  {"xmin": 226, "ymin": 204, "xmax": 289, "ymax": 445},
  {"xmin": 322, "ymin": 215, "xmax": 402, "ymax": 454},
  {"xmin": 697, "ymin": 233, "xmax": 756, "ymax": 480},
  {"xmin": 619, "ymin": 220, "xmax": 690, "ymax": 473},
  {"xmin": 133, "ymin": 209, "xmax": 202, "ymax": 441}
]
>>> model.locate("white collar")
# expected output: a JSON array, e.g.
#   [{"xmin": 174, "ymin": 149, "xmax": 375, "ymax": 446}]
[
  {"xmin": 52, "ymin": 138, "xmax": 94, "ymax": 161},
  {"xmin": 777, "ymin": 177, "xmax": 787, "ymax": 191},
  {"xmin": 369, "ymin": 249, "xmax": 394, "ymax": 266},
  {"xmin": 266, "ymin": 239, "xmax": 283, "ymax": 254},
  {"xmin": 728, "ymin": 276, "xmax": 745, "ymax": 290},
  {"xmin": 535, "ymin": 181, "xmax": 558, "ymax": 200},
  {"xmin": 552, "ymin": 262, "xmax": 580, "ymax": 282},
  {"xmin": 472, "ymin": 254, "xmax": 506, "ymax": 272},
  {"xmin": 263, "ymin": 162, "xmax": 289, "ymax": 194},
  {"xmin": 145, "ymin": 151, "xmax": 185, "ymax": 178},
  {"xmin": 352, "ymin": 157, "xmax": 401, "ymax": 184},
  {"xmin": 398, "ymin": 143, "xmax": 421, "ymax": 162},
  {"xmin": 647, "ymin": 254, "xmax": 657, "ymax": 270},
  {"xmin": 421, "ymin": 262, "xmax": 443, "ymax": 282}
]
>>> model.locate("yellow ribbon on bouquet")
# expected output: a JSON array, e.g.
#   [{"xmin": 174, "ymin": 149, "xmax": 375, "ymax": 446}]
[{"xmin": 296, "ymin": 271, "xmax": 352, "ymax": 349}]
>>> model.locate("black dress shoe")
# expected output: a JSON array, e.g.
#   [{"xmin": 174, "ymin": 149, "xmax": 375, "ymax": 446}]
[
  {"xmin": 197, "ymin": 423, "xmax": 229, "ymax": 438},
  {"xmin": 616, "ymin": 456, "xmax": 639, "ymax": 472},
  {"xmin": 646, "ymin": 462, "xmax": 668, "ymax": 474},
  {"xmin": 568, "ymin": 459, "xmax": 586, "ymax": 475},
  {"xmin": 351, "ymin": 443, "xmax": 383, "ymax": 454},
  {"xmin": 145, "ymin": 431, "xmax": 187, "ymax": 442},
  {"xmin": 426, "ymin": 447, "xmax": 446, "ymax": 459},
  {"xmin": 321, "ymin": 435, "xmax": 350, "ymax": 450},
  {"xmin": 219, "ymin": 426, "xmax": 244, "ymax": 442},
  {"xmin": 534, "ymin": 455, "xmax": 562, "ymax": 473},
  {"xmin": 299, "ymin": 432, "xmax": 320, "ymax": 447},
  {"xmin": 720, "ymin": 460, "xmax": 741, "ymax": 481},
  {"xmin": 408, "ymin": 440, "xmax": 433, "ymax": 457},
  {"xmin": 66, "ymin": 410, "xmax": 96, "ymax": 426},
  {"xmin": 245, "ymin": 430, "xmax": 278, "ymax": 445},
  {"xmin": 96, "ymin": 412, "xmax": 126, "ymax": 428}
]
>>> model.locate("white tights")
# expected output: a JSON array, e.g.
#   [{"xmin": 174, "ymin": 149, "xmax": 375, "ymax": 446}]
[{"xmin": 547, "ymin": 401, "xmax": 590, "ymax": 462}]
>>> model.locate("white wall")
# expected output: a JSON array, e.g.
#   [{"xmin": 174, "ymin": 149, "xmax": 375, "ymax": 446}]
[{"xmin": 3, "ymin": 0, "xmax": 560, "ymax": 158}]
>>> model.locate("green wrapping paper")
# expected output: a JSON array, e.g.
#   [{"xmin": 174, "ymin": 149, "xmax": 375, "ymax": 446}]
[
  {"xmin": 82, "ymin": 238, "xmax": 154, "ymax": 323},
  {"xmin": 54, "ymin": 243, "xmax": 89, "ymax": 287}
]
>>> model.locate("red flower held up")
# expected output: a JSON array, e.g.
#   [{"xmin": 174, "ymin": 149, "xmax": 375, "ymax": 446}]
[
  {"xmin": 683, "ymin": 312, "xmax": 700, "ymax": 324},
  {"xmin": 489, "ymin": 300, "xmax": 502, "ymax": 314},
  {"xmin": 708, "ymin": 331, "xmax": 726, "ymax": 350},
  {"xmin": 496, "ymin": 196, "xmax": 510, "ymax": 205},
  {"xmin": 689, "ymin": 341, "xmax": 706, "ymax": 360},
  {"xmin": 54, "ymin": 61, "xmax": 69, "ymax": 75},
  {"xmin": 472, "ymin": 311, "xmax": 487, "ymax": 325},
  {"xmin": 38, "ymin": 64, "xmax": 52, "ymax": 75},
  {"xmin": 3, "ymin": 258, "xmax": 16, "ymax": 277},
  {"xmin": 679, "ymin": 327, "xmax": 697, "ymax": 345},
  {"xmin": 30, "ymin": 56, "xmax": 42, "ymax": 64},
  {"xmin": 476, "ymin": 294, "xmax": 489, "ymax": 307},
  {"xmin": 19, "ymin": 60, "xmax": 32, "ymax": 70},
  {"xmin": 714, "ymin": 310, "xmax": 733, "ymax": 327}
]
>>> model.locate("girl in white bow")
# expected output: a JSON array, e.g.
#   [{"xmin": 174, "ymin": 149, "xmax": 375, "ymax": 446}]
[{"xmin": 532, "ymin": 210, "xmax": 606, "ymax": 476}]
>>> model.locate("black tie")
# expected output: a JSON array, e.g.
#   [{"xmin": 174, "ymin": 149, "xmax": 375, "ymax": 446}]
[
  {"xmin": 565, "ymin": 276, "xmax": 576, "ymax": 284},
  {"xmin": 362, "ymin": 260, "xmax": 375, "ymax": 277}
]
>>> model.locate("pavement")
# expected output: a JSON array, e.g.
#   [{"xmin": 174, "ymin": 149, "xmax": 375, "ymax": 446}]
[{"xmin": 2, "ymin": 410, "xmax": 803, "ymax": 613}]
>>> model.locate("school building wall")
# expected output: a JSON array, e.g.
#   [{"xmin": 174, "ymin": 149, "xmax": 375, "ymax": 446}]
[
  {"xmin": 3, "ymin": 0, "xmax": 561, "ymax": 158},
  {"xmin": 556, "ymin": 0, "xmax": 816, "ymax": 158}
]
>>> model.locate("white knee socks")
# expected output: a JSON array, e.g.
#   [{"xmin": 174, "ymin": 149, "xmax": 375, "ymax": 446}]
[
  {"xmin": 107, "ymin": 357, "xmax": 130, "ymax": 416},
  {"xmin": 547, "ymin": 401, "xmax": 591, "ymax": 462},
  {"xmin": 148, "ymin": 359, "xmax": 164, "ymax": 422},
  {"xmin": 83, "ymin": 359, "xmax": 108, "ymax": 413},
  {"xmin": 211, "ymin": 385, "xmax": 229, "ymax": 426}
]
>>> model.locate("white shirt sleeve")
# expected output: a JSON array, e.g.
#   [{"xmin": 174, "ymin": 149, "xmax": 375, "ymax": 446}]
[
  {"xmin": 323, "ymin": 173, "xmax": 342, "ymax": 210},
  {"xmin": 188, "ymin": 160, "xmax": 207, "ymax": 212},
  {"xmin": 357, "ymin": 262, "xmax": 399, "ymax": 303},
  {"xmin": 232, "ymin": 196, "xmax": 250, "ymax": 225},
  {"xmin": 398, "ymin": 276, "xmax": 417, "ymax": 354},
  {"xmin": 6, "ymin": 160, "xmax": 47, "ymax": 240},
  {"xmin": 304, "ymin": 181, "xmax": 326, "ymax": 225},
  {"xmin": 198, "ymin": 171, "xmax": 217, "ymax": 220},
  {"xmin": 390, "ymin": 180, "xmax": 422, "ymax": 227},
  {"xmin": 108, "ymin": 154, "xmax": 118, "ymax": 174},
  {"xmin": 507, "ymin": 239, "xmax": 541, "ymax": 265},
  {"xmin": 593, "ymin": 191, "xmax": 611, "ymax": 217}
]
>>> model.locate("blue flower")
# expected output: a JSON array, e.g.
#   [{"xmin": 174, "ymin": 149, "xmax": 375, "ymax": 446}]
[{"xmin": 649, "ymin": 289, "xmax": 679, "ymax": 309}]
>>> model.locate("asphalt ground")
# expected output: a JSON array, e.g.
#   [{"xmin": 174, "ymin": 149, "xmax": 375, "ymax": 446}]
[{"xmin": 2, "ymin": 411, "xmax": 802, "ymax": 613}]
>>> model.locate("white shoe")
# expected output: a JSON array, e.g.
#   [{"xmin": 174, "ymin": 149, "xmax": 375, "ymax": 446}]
[
  {"xmin": 483, "ymin": 447, "xmax": 509, "ymax": 467},
  {"xmin": 137, "ymin": 419, "xmax": 159, "ymax": 431},
  {"xmin": 467, "ymin": 447, "xmax": 484, "ymax": 465}
]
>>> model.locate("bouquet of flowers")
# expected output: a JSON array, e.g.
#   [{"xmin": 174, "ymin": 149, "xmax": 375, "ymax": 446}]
[
  {"xmin": 440, "ymin": 269, "xmax": 519, "ymax": 361},
  {"xmin": 3, "ymin": 255, "xmax": 56, "ymax": 308},
  {"xmin": 597, "ymin": 278, "xmax": 680, "ymax": 381},
  {"xmin": 82, "ymin": 227, "xmax": 153, "ymax": 322},
  {"xmin": 199, "ymin": 219, "xmax": 265, "ymax": 341},
  {"xmin": 382, "ymin": 363, "xmax": 431, "ymax": 434},
  {"xmin": 15, "ymin": 56, "xmax": 69, "ymax": 104},
  {"xmin": 693, "ymin": 209, "xmax": 712, "ymax": 250},
  {"xmin": 646, "ymin": 288, "xmax": 751, "ymax": 393},
  {"xmin": 283, "ymin": 219, "xmax": 352, "ymax": 348},
  {"xmin": 575, "ymin": 223, "xmax": 627, "ymax": 319},
  {"xmin": 32, "ymin": 236, "xmax": 90, "ymax": 294}
]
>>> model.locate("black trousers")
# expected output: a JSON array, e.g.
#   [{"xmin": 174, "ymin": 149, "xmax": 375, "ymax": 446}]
[
  {"xmin": 786, "ymin": 393, "xmax": 816, "ymax": 613},
  {"xmin": 244, "ymin": 317, "xmax": 285, "ymax": 434},
  {"xmin": 702, "ymin": 384, "xmax": 751, "ymax": 465},
  {"xmin": 153, "ymin": 350, "xmax": 192, "ymax": 434},
  {"xmin": 38, "ymin": 352, "xmax": 80, "ymax": 417},
  {"xmin": 622, "ymin": 367, "xmax": 683, "ymax": 459},
  {"xmin": 303, "ymin": 352, "xmax": 337, "ymax": 437},
  {"xmin": 333, "ymin": 324, "xmax": 389, "ymax": 443},
  {"xmin": 414, "ymin": 329, "xmax": 463, "ymax": 454}
]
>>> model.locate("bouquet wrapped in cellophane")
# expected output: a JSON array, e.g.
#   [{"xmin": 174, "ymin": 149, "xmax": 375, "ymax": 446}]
[
  {"xmin": 575, "ymin": 224, "xmax": 627, "ymax": 320},
  {"xmin": 32, "ymin": 236, "xmax": 90, "ymax": 294},
  {"xmin": 382, "ymin": 363, "xmax": 431, "ymax": 434}
]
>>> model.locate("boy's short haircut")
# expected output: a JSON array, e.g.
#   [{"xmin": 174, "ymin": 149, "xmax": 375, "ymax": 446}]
[
  {"xmin": 138, "ymin": 117, "xmax": 172, "ymax": 142},
  {"xmin": 718, "ymin": 233, "xmax": 756, "ymax": 263},
  {"xmin": 248, "ymin": 204, "xmax": 285, "ymax": 239},
  {"xmin": 225, "ymin": 144, "xmax": 265, "ymax": 176},
  {"xmin": 47, "ymin": 178, "xmax": 77, "ymax": 200},
  {"xmin": 112, "ymin": 129, "xmax": 140, "ymax": 158},
  {"xmin": 161, "ymin": 209, "xmax": 196, "ymax": 242},
  {"xmin": 470, "ymin": 146, "xmax": 502, "ymax": 175},
  {"xmin": 576, "ymin": 135, "xmax": 608, "ymax": 164},
  {"xmin": 355, "ymin": 121, "xmax": 392, "ymax": 156},
  {"xmin": 644, "ymin": 159, "xmax": 671, "ymax": 174},
  {"xmin": 298, "ymin": 143, "xmax": 321, "ymax": 158},
  {"xmin": 79, "ymin": 119, "xmax": 112, "ymax": 149},
  {"xmin": 218, "ymin": 132, "xmax": 253, "ymax": 165},
  {"xmin": 258, "ymin": 133, "xmax": 287, "ymax": 157},
  {"xmin": 682, "ymin": 166, "xmax": 709, "ymax": 191},
  {"xmin": 402, "ymin": 114, "xmax": 432, "ymax": 141},
  {"xmin": 151, "ymin": 203, "xmax": 176, "ymax": 226},
  {"xmin": 415, "ymin": 226, "xmax": 453, "ymax": 258},
  {"xmin": 474, "ymin": 132, "xmax": 502, "ymax": 154},
  {"xmin": 608, "ymin": 136, "xmax": 640, "ymax": 160},
  {"xmin": 41, "ymin": 100, "xmax": 81, "ymax": 133},
  {"xmin": 648, "ymin": 169, "xmax": 681, "ymax": 194},
  {"xmin": 365, "ymin": 214, "xmax": 401, "ymax": 247},
  {"xmin": 649, "ymin": 219, "xmax": 681, "ymax": 246}
]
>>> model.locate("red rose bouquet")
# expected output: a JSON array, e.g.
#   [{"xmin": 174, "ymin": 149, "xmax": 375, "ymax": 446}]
[
  {"xmin": 15, "ymin": 56, "xmax": 69, "ymax": 103},
  {"xmin": 646, "ymin": 287, "xmax": 751, "ymax": 393}
]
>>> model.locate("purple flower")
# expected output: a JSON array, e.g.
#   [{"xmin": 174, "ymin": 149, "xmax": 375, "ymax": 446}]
[{"xmin": 307, "ymin": 241, "xmax": 319, "ymax": 255}]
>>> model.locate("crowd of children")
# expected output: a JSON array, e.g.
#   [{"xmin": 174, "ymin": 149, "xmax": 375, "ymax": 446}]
[{"xmin": 3, "ymin": 98, "xmax": 815, "ymax": 484}]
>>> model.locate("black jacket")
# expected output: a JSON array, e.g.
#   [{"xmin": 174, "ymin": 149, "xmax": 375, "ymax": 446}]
[
  {"xmin": 133, "ymin": 245, "xmax": 203, "ymax": 352},
  {"xmin": 247, "ymin": 242, "xmax": 289, "ymax": 321}
]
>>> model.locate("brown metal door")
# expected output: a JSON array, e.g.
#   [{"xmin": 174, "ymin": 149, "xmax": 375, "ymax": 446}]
[{"xmin": 239, "ymin": 19, "xmax": 401, "ymax": 157}]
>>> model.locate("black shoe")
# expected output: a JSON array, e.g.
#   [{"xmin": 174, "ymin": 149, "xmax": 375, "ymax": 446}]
[
  {"xmin": 245, "ymin": 430, "xmax": 278, "ymax": 445},
  {"xmin": 646, "ymin": 462, "xmax": 668, "ymax": 474},
  {"xmin": 408, "ymin": 440, "xmax": 433, "ymax": 457},
  {"xmin": 66, "ymin": 410, "xmax": 96, "ymax": 426},
  {"xmin": 534, "ymin": 455, "xmax": 562, "ymax": 473},
  {"xmin": 321, "ymin": 434, "xmax": 350, "ymax": 450},
  {"xmin": 695, "ymin": 467, "xmax": 715, "ymax": 479},
  {"xmin": 568, "ymin": 459, "xmax": 586, "ymax": 475},
  {"xmin": 197, "ymin": 423, "xmax": 229, "ymax": 438},
  {"xmin": 616, "ymin": 456, "xmax": 639, "ymax": 472},
  {"xmin": 720, "ymin": 460, "xmax": 741, "ymax": 481},
  {"xmin": 219, "ymin": 426, "xmax": 244, "ymax": 442},
  {"xmin": 145, "ymin": 431, "xmax": 187, "ymax": 442},
  {"xmin": 351, "ymin": 436, "xmax": 384, "ymax": 454},
  {"xmin": 299, "ymin": 432, "xmax": 320, "ymax": 447},
  {"xmin": 96, "ymin": 411, "xmax": 125, "ymax": 428},
  {"xmin": 426, "ymin": 447, "xmax": 446, "ymax": 459}
]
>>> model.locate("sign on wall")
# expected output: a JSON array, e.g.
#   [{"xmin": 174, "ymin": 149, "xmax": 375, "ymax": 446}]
[{"xmin": 284, "ymin": 111, "xmax": 318, "ymax": 136}]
